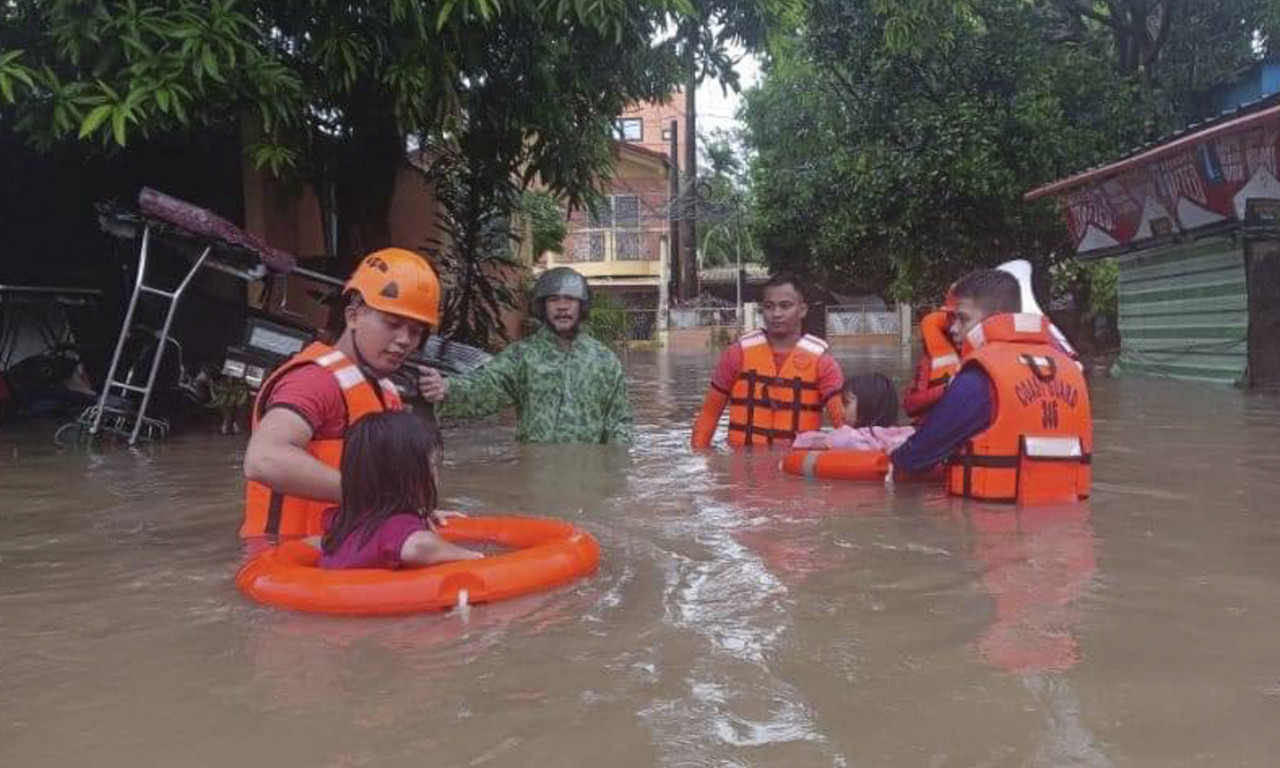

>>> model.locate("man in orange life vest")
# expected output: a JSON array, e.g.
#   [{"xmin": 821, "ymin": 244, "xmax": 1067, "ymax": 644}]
[
  {"xmin": 691, "ymin": 273, "xmax": 845, "ymax": 448},
  {"xmin": 902, "ymin": 291, "xmax": 961, "ymax": 423},
  {"xmin": 890, "ymin": 269, "xmax": 1092, "ymax": 503},
  {"xmin": 240, "ymin": 248, "xmax": 441, "ymax": 538}
]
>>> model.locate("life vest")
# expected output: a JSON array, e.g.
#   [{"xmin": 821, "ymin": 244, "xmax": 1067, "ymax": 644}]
[
  {"xmin": 947, "ymin": 313, "xmax": 1092, "ymax": 504},
  {"xmin": 727, "ymin": 330, "xmax": 829, "ymax": 447},
  {"xmin": 903, "ymin": 310, "xmax": 960, "ymax": 422},
  {"xmin": 241, "ymin": 342, "xmax": 403, "ymax": 538}
]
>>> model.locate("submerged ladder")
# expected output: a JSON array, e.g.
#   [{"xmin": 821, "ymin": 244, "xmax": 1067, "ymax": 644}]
[{"xmin": 82, "ymin": 225, "xmax": 209, "ymax": 445}]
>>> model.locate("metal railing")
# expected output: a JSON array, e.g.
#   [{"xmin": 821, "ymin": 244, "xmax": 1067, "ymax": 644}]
[
  {"xmin": 669, "ymin": 306, "xmax": 742, "ymax": 330},
  {"xmin": 561, "ymin": 228, "xmax": 665, "ymax": 263},
  {"xmin": 825, "ymin": 306, "xmax": 900, "ymax": 336}
]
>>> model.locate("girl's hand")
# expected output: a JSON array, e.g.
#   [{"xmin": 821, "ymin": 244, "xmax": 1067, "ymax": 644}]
[{"xmin": 426, "ymin": 509, "xmax": 467, "ymax": 529}]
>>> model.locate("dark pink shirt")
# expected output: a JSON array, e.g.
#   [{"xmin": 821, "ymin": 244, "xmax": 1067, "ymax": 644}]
[{"xmin": 319, "ymin": 512, "xmax": 427, "ymax": 569}]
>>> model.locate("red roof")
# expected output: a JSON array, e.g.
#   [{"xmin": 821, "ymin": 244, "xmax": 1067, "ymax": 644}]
[{"xmin": 615, "ymin": 140, "xmax": 671, "ymax": 167}]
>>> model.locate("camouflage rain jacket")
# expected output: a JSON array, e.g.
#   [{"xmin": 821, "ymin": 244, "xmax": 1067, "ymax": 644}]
[{"xmin": 438, "ymin": 327, "xmax": 635, "ymax": 445}]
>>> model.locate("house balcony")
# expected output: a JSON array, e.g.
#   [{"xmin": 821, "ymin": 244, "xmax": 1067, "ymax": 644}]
[{"xmin": 547, "ymin": 228, "xmax": 667, "ymax": 284}]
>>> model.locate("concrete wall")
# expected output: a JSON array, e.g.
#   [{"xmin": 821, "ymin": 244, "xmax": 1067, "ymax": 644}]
[{"xmin": 1114, "ymin": 235, "xmax": 1248, "ymax": 384}]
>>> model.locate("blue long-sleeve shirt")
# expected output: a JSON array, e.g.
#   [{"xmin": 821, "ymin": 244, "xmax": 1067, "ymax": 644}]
[{"xmin": 891, "ymin": 367, "xmax": 993, "ymax": 473}]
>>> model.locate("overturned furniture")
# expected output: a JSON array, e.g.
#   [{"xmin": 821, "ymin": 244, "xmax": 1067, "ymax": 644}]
[
  {"xmin": 88, "ymin": 188, "xmax": 298, "ymax": 444},
  {"xmin": 88, "ymin": 188, "xmax": 492, "ymax": 445}
]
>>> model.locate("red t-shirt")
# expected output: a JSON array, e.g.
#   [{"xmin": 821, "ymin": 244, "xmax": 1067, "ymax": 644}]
[
  {"xmin": 261, "ymin": 364, "xmax": 348, "ymax": 439},
  {"xmin": 319, "ymin": 511, "xmax": 426, "ymax": 569},
  {"xmin": 710, "ymin": 342, "xmax": 844, "ymax": 402}
]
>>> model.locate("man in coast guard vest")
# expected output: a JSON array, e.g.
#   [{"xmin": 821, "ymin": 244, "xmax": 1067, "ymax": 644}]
[
  {"xmin": 691, "ymin": 273, "xmax": 845, "ymax": 448},
  {"xmin": 890, "ymin": 269, "xmax": 1092, "ymax": 503},
  {"xmin": 240, "ymin": 249, "xmax": 442, "ymax": 538}
]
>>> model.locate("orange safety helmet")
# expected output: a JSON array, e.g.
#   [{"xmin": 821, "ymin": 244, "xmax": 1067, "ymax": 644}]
[{"xmin": 344, "ymin": 248, "xmax": 441, "ymax": 327}]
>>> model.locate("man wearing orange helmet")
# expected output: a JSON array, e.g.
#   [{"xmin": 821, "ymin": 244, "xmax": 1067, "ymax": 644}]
[{"xmin": 240, "ymin": 248, "xmax": 442, "ymax": 539}]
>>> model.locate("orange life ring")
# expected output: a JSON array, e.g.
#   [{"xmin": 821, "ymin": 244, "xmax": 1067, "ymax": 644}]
[
  {"xmin": 236, "ymin": 515, "xmax": 600, "ymax": 616},
  {"xmin": 780, "ymin": 449, "xmax": 890, "ymax": 482}
]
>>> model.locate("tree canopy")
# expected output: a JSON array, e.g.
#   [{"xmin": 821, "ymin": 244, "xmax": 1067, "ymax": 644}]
[
  {"xmin": 742, "ymin": 0, "xmax": 1278, "ymax": 302},
  {"xmin": 0, "ymin": 0, "xmax": 691, "ymax": 260}
]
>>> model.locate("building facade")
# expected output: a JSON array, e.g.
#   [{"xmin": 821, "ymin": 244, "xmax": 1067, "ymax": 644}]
[
  {"xmin": 1026, "ymin": 94, "xmax": 1280, "ymax": 387},
  {"xmin": 545, "ymin": 141, "xmax": 672, "ymax": 308}
]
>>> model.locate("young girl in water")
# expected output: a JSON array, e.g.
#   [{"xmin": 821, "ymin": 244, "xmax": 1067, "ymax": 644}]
[
  {"xmin": 320, "ymin": 411, "xmax": 483, "ymax": 569},
  {"xmin": 792, "ymin": 373, "xmax": 915, "ymax": 453}
]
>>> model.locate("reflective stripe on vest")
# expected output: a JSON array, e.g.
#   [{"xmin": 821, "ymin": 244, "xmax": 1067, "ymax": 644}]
[
  {"xmin": 727, "ymin": 330, "xmax": 828, "ymax": 447},
  {"xmin": 947, "ymin": 314, "xmax": 1092, "ymax": 503},
  {"xmin": 241, "ymin": 342, "xmax": 403, "ymax": 538}
]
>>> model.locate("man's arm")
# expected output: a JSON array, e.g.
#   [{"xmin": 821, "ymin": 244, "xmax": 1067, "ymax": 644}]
[
  {"xmin": 601, "ymin": 361, "xmax": 635, "ymax": 445},
  {"xmin": 691, "ymin": 387, "xmax": 728, "ymax": 449},
  {"xmin": 890, "ymin": 367, "xmax": 992, "ymax": 474},
  {"xmin": 243, "ymin": 408, "xmax": 341, "ymax": 501},
  {"xmin": 436, "ymin": 346, "xmax": 522, "ymax": 419},
  {"xmin": 817, "ymin": 353, "xmax": 846, "ymax": 428}
]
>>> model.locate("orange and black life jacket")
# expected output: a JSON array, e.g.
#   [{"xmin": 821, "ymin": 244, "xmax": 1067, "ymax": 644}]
[
  {"xmin": 727, "ymin": 330, "xmax": 829, "ymax": 447},
  {"xmin": 241, "ymin": 342, "xmax": 403, "ymax": 538},
  {"xmin": 947, "ymin": 313, "xmax": 1092, "ymax": 504}
]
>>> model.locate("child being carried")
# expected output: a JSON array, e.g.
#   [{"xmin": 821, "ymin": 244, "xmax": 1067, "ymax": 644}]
[{"xmin": 792, "ymin": 373, "xmax": 915, "ymax": 454}]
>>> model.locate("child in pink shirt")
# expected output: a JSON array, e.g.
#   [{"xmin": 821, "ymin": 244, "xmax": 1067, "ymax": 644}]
[
  {"xmin": 792, "ymin": 373, "xmax": 915, "ymax": 453},
  {"xmin": 320, "ymin": 411, "xmax": 483, "ymax": 570}
]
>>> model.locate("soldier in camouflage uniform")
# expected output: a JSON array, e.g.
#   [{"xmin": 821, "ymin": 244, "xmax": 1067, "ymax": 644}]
[{"xmin": 419, "ymin": 267, "xmax": 634, "ymax": 445}]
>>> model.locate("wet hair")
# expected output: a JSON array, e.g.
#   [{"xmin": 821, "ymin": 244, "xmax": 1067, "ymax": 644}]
[
  {"xmin": 321, "ymin": 410, "xmax": 441, "ymax": 556},
  {"xmin": 762, "ymin": 272, "xmax": 808, "ymax": 303},
  {"xmin": 950, "ymin": 269, "xmax": 1021, "ymax": 316},
  {"xmin": 844, "ymin": 373, "xmax": 900, "ymax": 428}
]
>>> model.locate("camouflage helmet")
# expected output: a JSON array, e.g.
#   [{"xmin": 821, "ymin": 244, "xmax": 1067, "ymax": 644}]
[{"xmin": 531, "ymin": 267, "xmax": 591, "ymax": 322}]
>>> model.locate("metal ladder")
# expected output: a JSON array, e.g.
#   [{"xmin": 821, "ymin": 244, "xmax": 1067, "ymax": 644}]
[{"xmin": 83, "ymin": 225, "xmax": 210, "ymax": 444}]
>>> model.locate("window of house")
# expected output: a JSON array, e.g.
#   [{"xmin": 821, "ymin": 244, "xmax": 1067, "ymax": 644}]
[
  {"xmin": 613, "ymin": 195, "xmax": 640, "ymax": 229},
  {"xmin": 616, "ymin": 231, "xmax": 644, "ymax": 260},
  {"xmin": 570, "ymin": 231, "xmax": 606, "ymax": 262},
  {"xmin": 614, "ymin": 117, "xmax": 643, "ymax": 142},
  {"xmin": 589, "ymin": 197, "xmax": 613, "ymax": 228}
]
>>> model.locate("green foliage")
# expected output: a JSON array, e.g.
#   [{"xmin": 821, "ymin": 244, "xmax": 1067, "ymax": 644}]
[
  {"xmin": 0, "ymin": 0, "xmax": 695, "ymax": 248},
  {"xmin": 0, "ymin": 49, "xmax": 35, "ymax": 105},
  {"xmin": 697, "ymin": 130, "xmax": 763, "ymax": 268},
  {"xmin": 520, "ymin": 190, "xmax": 567, "ymax": 258},
  {"xmin": 1051, "ymin": 257, "xmax": 1119, "ymax": 321},
  {"xmin": 421, "ymin": 144, "xmax": 526, "ymax": 351},
  {"xmin": 205, "ymin": 375, "xmax": 250, "ymax": 413},
  {"xmin": 1089, "ymin": 260, "xmax": 1119, "ymax": 318},
  {"xmin": 1044, "ymin": 0, "xmax": 1280, "ymax": 132},
  {"xmin": 583, "ymin": 291, "xmax": 629, "ymax": 345},
  {"xmin": 741, "ymin": 0, "xmax": 1256, "ymax": 301}
]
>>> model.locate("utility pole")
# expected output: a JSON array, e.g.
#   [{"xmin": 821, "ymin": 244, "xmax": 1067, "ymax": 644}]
[
  {"xmin": 668, "ymin": 119, "xmax": 681, "ymax": 302},
  {"xmin": 680, "ymin": 27, "xmax": 699, "ymax": 302},
  {"xmin": 735, "ymin": 222, "xmax": 743, "ymax": 330}
]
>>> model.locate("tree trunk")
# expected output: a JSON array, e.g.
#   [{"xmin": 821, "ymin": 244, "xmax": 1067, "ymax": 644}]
[{"xmin": 334, "ymin": 111, "xmax": 404, "ymax": 272}]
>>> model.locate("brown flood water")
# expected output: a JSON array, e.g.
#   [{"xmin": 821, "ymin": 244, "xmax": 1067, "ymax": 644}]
[{"xmin": 3, "ymin": 342, "xmax": 1280, "ymax": 768}]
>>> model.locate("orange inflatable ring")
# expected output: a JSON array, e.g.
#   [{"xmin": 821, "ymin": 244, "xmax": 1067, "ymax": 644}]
[
  {"xmin": 236, "ymin": 515, "xmax": 600, "ymax": 616},
  {"xmin": 781, "ymin": 449, "xmax": 890, "ymax": 482}
]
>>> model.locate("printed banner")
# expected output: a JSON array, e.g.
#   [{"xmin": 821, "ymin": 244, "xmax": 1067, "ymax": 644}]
[{"xmin": 1060, "ymin": 124, "xmax": 1280, "ymax": 252}]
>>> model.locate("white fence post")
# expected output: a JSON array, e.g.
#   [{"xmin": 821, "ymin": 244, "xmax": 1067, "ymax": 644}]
[{"xmin": 898, "ymin": 303, "xmax": 913, "ymax": 346}]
